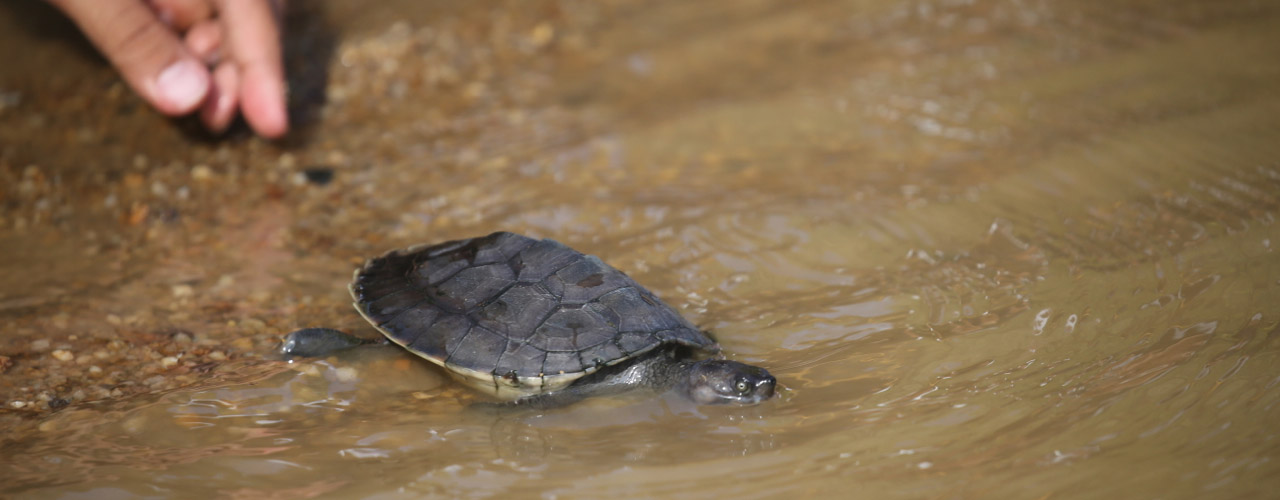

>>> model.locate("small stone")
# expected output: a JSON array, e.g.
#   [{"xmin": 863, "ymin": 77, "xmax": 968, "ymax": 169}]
[
  {"xmin": 230, "ymin": 337, "xmax": 254, "ymax": 351},
  {"xmin": 160, "ymin": 356, "xmax": 179, "ymax": 368},
  {"xmin": 290, "ymin": 363, "xmax": 321, "ymax": 377},
  {"xmin": 48, "ymin": 398, "xmax": 69, "ymax": 410},
  {"xmin": 106, "ymin": 314, "xmax": 123, "ymax": 326},
  {"xmin": 30, "ymin": 339, "xmax": 51, "ymax": 352},
  {"xmin": 10, "ymin": 401, "xmax": 26, "ymax": 409},
  {"xmin": 334, "ymin": 366, "xmax": 359, "ymax": 383},
  {"xmin": 171, "ymin": 284, "xmax": 194, "ymax": 299},
  {"xmin": 411, "ymin": 391, "xmax": 435, "ymax": 400},
  {"xmin": 89, "ymin": 365, "xmax": 103, "ymax": 375},
  {"xmin": 121, "ymin": 415, "xmax": 147, "ymax": 434},
  {"xmin": 302, "ymin": 167, "xmax": 335, "ymax": 186},
  {"xmin": 530, "ymin": 23, "xmax": 554, "ymax": 48},
  {"xmin": 172, "ymin": 332, "xmax": 193, "ymax": 344},
  {"xmin": 191, "ymin": 164, "xmax": 214, "ymax": 180},
  {"xmin": 207, "ymin": 351, "xmax": 227, "ymax": 361},
  {"xmin": 51, "ymin": 349, "xmax": 74, "ymax": 362}
]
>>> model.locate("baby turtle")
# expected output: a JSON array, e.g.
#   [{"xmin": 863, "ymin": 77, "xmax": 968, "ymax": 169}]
[{"xmin": 282, "ymin": 231, "xmax": 776, "ymax": 408}]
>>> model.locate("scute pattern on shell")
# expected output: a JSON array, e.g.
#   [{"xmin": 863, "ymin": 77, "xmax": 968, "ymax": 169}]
[{"xmin": 350, "ymin": 232, "xmax": 716, "ymax": 397}]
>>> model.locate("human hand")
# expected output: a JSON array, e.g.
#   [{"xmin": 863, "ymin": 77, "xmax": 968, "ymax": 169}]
[{"xmin": 48, "ymin": 0, "xmax": 289, "ymax": 138}]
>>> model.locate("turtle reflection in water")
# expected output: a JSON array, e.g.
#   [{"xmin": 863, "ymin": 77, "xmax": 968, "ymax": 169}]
[{"xmin": 282, "ymin": 232, "xmax": 777, "ymax": 409}]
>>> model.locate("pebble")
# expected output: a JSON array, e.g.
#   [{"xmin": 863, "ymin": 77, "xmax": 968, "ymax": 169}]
[
  {"xmin": 241, "ymin": 318, "xmax": 267, "ymax": 331},
  {"xmin": 10, "ymin": 401, "xmax": 26, "ymax": 409},
  {"xmin": 302, "ymin": 167, "xmax": 335, "ymax": 186},
  {"xmin": 334, "ymin": 366, "xmax": 360, "ymax": 383},
  {"xmin": 530, "ymin": 23, "xmax": 555, "ymax": 48},
  {"xmin": 291, "ymin": 363, "xmax": 321, "ymax": 377},
  {"xmin": 30, "ymin": 339, "xmax": 51, "ymax": 352},
  {"xmin": 171, "ymin": 284, "xmax": 194, "ymax": 299},
  {"xmin": 160, "ymin": 356, "xmax": 179, "ymax": 368},
  {"xmin": 51, "ymin": 350, "xmax": 74, "ymax": 362},
  {"xmin": 278, "ymin": 153, "xmax": 296, "ymax": 169},
  {"xmin": 191, "ymin": 164, "xmax": 214, "ymax": 180},
  {"xmin": 121, "ymin": 415, "xmax": 147, "ymax": 434},
  {"xmin": 230, "ymin": 337, "xmax": 254, "ymax": 351},
  {"xmin": 207, "ymin": 351, "xmax": 227, "ymax": 361},
  {"xmin": 172, "ymin": 332, "xmax": 193, "ymax": 344}
]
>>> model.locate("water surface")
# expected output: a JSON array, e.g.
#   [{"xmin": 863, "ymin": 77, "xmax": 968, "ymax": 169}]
[{"xmin": 1, "ymin": 0, "xmax": 1278, "ymax": 498}]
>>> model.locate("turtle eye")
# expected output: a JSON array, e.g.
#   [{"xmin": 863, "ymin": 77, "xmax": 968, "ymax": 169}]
[{"xmin": 734, "ymin": 379, "xmax": 750, "ymax": 394}]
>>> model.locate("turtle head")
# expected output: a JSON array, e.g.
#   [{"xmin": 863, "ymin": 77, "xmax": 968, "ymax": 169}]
[{"xmin": 685, "ymin": 360, "xmax": 776, "ymax": 405}]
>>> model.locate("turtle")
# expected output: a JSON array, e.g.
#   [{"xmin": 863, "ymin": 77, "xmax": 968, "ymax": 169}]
[{"xmin": 280, "ymin": 231, "xmax": 776, "ymax": 408}]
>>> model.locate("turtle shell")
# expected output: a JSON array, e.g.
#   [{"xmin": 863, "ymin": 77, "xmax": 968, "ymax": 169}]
[{"xmin": 349, "ymin": 232, "xmax": 716, "ymax": 399}]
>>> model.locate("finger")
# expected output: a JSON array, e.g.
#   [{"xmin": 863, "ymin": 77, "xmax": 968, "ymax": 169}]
[
  {"xmin": 200, "ymin": 62, "xmax": 239, "ymax": 133},
  {"xmin": 147, "ymin": 0, "xmax": 214, "ymax": 31},
  {"xmin": 184, "ymin": 19, "xmax": 223, "ymax": 64},
  {"xmin": 217, "ymin": 0, "xmax": 289, "ymax": 138},
  {"xmin": 50, "ymin": 0, "xmax": 209, "ymax": 115}
]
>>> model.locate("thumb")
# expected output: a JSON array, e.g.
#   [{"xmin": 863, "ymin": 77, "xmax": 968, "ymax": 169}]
[{"xmin": 51, "ymin": 0, "xmax": 210, "ymax": 115}]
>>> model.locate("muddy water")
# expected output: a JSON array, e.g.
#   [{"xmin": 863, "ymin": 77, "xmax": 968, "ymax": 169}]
[{"xmin": 2, "ymin": 0, "xmax": 1280, "ymax": 498}]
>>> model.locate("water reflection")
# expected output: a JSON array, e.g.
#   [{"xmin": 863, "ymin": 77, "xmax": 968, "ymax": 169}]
[
  {"xmin": 3, "ymin": 0, "xmax": 1280, "ymax": 498},
  {"xmin": 6, "ymin": 355, "xmax": 787, "ymax": 497}
]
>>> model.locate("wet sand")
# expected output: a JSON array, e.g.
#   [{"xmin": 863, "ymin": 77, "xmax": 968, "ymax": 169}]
[{"xmin": 2, "ymin": 0, "xmax": 1279, "ymax": 498}]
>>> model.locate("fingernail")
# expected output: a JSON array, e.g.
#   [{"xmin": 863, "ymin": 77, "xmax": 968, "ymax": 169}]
[{"xmin": 155, "ymin": 59, "xmax": 208, "ymax": 112}]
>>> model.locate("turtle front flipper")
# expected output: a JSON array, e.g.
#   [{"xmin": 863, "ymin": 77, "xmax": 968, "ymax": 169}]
[{"xmin": 279, "ymin": 328, "xmax": 382, "ymax": 358}]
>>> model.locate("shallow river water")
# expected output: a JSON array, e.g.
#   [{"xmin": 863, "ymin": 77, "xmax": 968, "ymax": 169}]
[{"xmin": 2, "ymin": 0, "xmax": 1279, "ymax": 498}]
